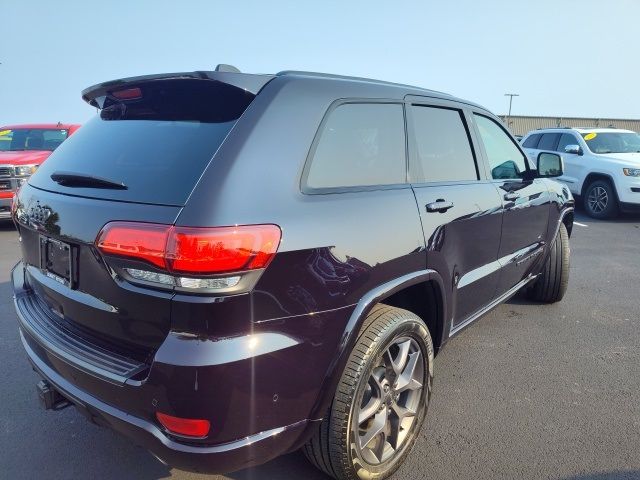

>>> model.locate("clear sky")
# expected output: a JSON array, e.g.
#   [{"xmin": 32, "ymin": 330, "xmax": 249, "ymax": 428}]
[{"xmin": 1, "ymin": 0, "xmax": 638, "ymax": 125}]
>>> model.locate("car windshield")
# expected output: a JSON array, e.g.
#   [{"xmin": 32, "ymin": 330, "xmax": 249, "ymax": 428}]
[
  {"xmin": 0, "ymin": 128, "xmax": 68, "ymax": 152},
  {"xmin": 582, "ymin": 132, "xmax": 640, "ymax": 154}
]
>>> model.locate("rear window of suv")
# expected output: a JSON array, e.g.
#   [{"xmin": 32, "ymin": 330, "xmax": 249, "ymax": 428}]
[{"xmin": 29, "ymin": 79, "xmax": 255, "ymax": 206}]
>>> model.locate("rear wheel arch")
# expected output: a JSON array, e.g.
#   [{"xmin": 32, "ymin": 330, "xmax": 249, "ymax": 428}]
[{"xmin": 305, "ymin": 270, "xmax": 448, "ymax": 422}]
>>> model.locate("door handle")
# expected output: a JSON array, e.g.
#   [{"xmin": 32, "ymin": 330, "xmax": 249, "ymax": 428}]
[
  {"xmin": 504, "ymin": 192, "xmax": 520, "ymax": 201},
  {"xmin": 426, "ymin": 199, "xmax": 454, "ymax": 213}
]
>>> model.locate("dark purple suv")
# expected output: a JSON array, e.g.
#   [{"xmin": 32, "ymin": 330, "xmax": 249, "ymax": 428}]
[{"xmin": 10, "ymin": 66, "xmax": 574, "ymax": 480}]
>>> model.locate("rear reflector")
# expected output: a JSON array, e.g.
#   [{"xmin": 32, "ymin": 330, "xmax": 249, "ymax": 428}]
[
  {"xmin": 96, "ymin": 222, "xmax": 281, "ymax": 275},
  {"xmin": 156, "ymin": 412, "xmax": 210, "ymax": 438}
]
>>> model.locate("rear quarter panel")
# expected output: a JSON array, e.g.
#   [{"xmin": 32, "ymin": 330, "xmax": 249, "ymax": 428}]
[{"xmin": 174, "ymin": 77, "xmax": 428, "ymax": 435}]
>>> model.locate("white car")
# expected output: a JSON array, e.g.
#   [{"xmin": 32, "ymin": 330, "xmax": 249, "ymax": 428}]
[{"xmin": 521, "ymin": 128, "xmax": 640, "ymax": 218}]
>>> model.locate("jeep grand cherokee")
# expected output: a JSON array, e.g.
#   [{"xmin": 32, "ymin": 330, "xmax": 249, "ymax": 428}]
[{"xmin": 11, "ymin": 66, "xmax": 574, "ymax": 480}]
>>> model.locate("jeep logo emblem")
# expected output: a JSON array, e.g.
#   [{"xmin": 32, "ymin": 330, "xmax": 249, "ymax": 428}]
[{"xmin": 28, "ymin": 202, "xmax": 52, "ymax": 227}]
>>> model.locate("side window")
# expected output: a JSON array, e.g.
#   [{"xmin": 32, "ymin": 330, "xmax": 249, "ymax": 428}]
[
  {"xmin": 410, "ymin": 105, "xmax": 478, "ymax": 183},
  {"xmin": 306, "ymin": 103, "xmax": 406, "ymax": 189},
  {"xmin": 557, "ymin": 133, "xmax": 579, "ymax": 152},
  {"xmin": 522, "ymin": 133, "xmax": 541, "ymax": 149},
  {"xmin": 538, "ymin": 133, "xmax": 560, "ymax": 151},
  {"xmin": 474, "ymin": 114, "xmax": 528, "ymax": 180}
]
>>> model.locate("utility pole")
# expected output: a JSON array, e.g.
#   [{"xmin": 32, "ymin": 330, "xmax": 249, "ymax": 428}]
[{"xmin": 504, "ymin": 93, "xmax": 519, "ymax": 130}]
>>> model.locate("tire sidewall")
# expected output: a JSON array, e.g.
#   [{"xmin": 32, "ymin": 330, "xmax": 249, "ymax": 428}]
[
  {"xmin": 345, "ymin": 317, "xmax": 434, "ymax": 480},
  {"xmin": 584, "ymin": 180, "xmax": 617, "ymax": 219}
]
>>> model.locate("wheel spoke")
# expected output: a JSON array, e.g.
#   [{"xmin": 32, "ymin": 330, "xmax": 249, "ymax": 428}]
[
  {"xmin": 388, "ymin": 403, "xmax": 416, "ymax": 449},
  {"xmin": 359, "ymin": 395, "xmax": 382, "ymax": 424},
  {"xmin": 371, "ymin": 430, "xmax": 387, "ymax": 462},
  {"xmin": 384, "ymin": 339, "xmax": 411, "ymax": 375},
  {"xmin": 359, "ymin": 408, "xmax": 387, "ymax": 450},
  {"xmin": 395, "ymin": 351, "xmax": 423, "ymax": 392}
]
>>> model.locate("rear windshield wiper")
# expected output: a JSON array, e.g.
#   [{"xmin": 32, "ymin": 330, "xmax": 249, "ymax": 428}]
[{"xmin": 50, "ymin": 171, "xmax": 128, "ymax": 190}]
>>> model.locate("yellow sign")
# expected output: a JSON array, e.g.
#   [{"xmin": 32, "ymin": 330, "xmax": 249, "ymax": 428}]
[
  {"xmin": 0, "ymin": 130, "xmax": 11, "ymax": 136},
  {"xmin": 583, "ymin": 132, "xmax": 597, "ymax": 141}
]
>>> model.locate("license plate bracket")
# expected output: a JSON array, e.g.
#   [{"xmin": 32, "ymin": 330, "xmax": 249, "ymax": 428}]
[{"xmin": 39, "ymin": 236, "xmax": 73, "ymax": 287}]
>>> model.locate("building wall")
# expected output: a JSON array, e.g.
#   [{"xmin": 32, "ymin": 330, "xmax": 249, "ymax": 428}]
[{"xmin": 500, "ymin": 116, "xmax": 640, "ymax": 136}]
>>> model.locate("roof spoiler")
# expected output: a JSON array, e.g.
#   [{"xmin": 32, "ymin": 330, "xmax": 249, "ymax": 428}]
[{"xmin": 81, "ymin": 70, "xmax": 274, "ymax": 109}]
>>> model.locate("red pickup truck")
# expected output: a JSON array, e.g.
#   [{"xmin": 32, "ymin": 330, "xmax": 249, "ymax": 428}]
[{"xmin": 0, "ymin": 123, "xmax": 80, "ymax": 219}]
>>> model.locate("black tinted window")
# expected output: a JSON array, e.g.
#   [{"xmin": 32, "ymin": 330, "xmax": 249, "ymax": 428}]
[
  {"xmin": 474, "ymin": 114, "xmax": 528, "ymax": 180},
  {"xmin": 538, "ymin": 133, "xmax": 560, "ymax": 151},
  {"xmin": 29, "ymin": 80, "xmax": 253, "ymax": 206},
  {"xmin": 522, "ymin": 133, "xmax": 541, "ymax": 148},
  {"xmin": 557, "ymin": 133, "xmax": 579, "ymax": 152},
  {"xmin": 306, "ymin": 103, "xmax": 406, "ymax": 189},
  {"xmin": 410, "ymin": 106, "xmax": 477, "ymax": 183}
]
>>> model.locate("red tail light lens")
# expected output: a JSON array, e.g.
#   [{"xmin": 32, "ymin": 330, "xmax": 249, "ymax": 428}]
[
  {"xmin": 96, "ymin": 222, "xmax": 170, "ymax": 269},
  {"xmin": 167, "ymin": 225, "xmax": 281, "ymax": 273},
  {"xmin": 156, "ymin": 412, "xmax": 210, "ymax": 438},
  {"xmin": 0, "ymin": 192, "xmax": 14, "ymax": 199},
  {"xmin": 96, "ymin": 222, "xmax": 281, "ymax": 274}
]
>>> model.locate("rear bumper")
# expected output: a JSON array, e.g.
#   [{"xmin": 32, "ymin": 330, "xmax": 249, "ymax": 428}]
[
  {"xmin": 21, "ymin": 332, "xmax": 308, "ymax": 472},
  {"xmin": 11, "ymin": 261, "xmax": 326, "ymax": 473}
]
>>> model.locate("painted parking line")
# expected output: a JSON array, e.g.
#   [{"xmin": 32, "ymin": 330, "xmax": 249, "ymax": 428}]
[{"xmin": 574, "ymin": 222, "xmax": 588, "ymax": 227}]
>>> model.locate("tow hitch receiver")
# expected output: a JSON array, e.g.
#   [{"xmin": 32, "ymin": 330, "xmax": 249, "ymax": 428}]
[{"xmin": 37, "ymin": 380, "xmax": 70, "ymax": 410}]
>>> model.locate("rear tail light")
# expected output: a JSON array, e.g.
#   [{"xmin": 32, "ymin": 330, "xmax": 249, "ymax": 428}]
[
  {"xmin": 167, "ymin": 225, "xmax": 281, "ymax": 273},
  {"xmin": 96, "ymin": 222, "xmax": 281, "ymax": 290},
  {"xmin": 156, "ymin": 412, "xmax": 210, "ymax": 438},
  {"xmin": 96, "ymin": 222, "xmax": 169, "ymax": 269},
  {"xmin": 112, "ymin": 87, "xmax": 142, "ymax": 100}
]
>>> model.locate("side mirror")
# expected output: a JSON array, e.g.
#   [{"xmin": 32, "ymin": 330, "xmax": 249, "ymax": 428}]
[
  {"xmin": 564, "ymin": 144, "xmax": 582, "ymax": 155},
  {"xmin": 537, "ymin": 152, "xmax": 564, "ymax": 178}
]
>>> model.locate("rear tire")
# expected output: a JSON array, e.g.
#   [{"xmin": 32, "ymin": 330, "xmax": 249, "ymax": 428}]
[
  {"xmin": 528, "ymin": 223, "xmax": 570, "ymax": 303},
  {"xmin": 583, "ymin": 179, "xmax": 618, "ymax": 219},
  {"xmin": 303, "ymin": 304, "xmax": 434, "ymax": 480}
]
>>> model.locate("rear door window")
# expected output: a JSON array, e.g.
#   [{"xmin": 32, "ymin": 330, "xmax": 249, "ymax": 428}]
[
  {"xmin": 305, "ymin": 103, "xmax": 406, "ymax": 190},
  {"xmin": 409, "ymin": 105, "xmax": 478, "ymax": 182},
  {"xmin": 537, "ymin": 133, "xmax": 560, "ymax": 151},
  {"xmin": 522, "ymin": 133, "xmax": 541, "ymax": 149},
  {"xmin": 29, "ymin": 79, "xmax": 255, "ymax": 206}
]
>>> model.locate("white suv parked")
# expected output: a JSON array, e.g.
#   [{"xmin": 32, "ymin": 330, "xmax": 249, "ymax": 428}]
[{"xmin": 521, "ymin": 128, "xmax": 640, "ymax": 218}]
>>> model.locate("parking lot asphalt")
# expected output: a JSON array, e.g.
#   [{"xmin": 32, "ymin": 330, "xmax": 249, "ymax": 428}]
[{"xmin": 1, "ymin": 209, "xmax": 639, "ymax": 480}]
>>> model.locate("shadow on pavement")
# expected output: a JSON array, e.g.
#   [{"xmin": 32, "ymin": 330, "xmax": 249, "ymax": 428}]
[
  {"xmin": 561, "ymin": 472, "xmax": 640, "ymax": 480},
  {"xmin": 226, "ymin": 452, "xmax": 327, "ymax": 480},
  {"xmin": 573, "ymin": 202, "xmax": 640, "ymax": 224}
]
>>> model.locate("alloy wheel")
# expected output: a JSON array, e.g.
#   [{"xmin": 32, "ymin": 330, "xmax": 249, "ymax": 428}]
[
  {"xmin": 353, "ymin": 337, "xmax": 425, "ymax": 465},
  {"xmin": 587, "ymin": 186, "xmax": 608, "ymax": 213}
]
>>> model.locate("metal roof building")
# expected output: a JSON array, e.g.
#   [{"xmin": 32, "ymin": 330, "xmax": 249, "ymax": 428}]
[{"xmin": 500, "ymin": 115, "xmax": 640, "ymax": 136}]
